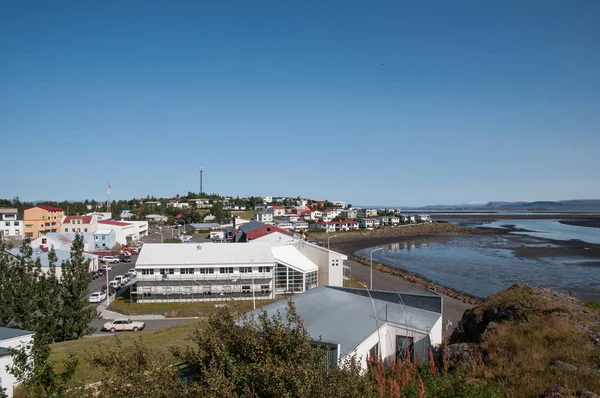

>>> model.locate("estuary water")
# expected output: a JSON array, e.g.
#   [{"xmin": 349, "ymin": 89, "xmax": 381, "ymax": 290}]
[
  {"xmin": 478, "ymin": 219, "xmax": 600, "ymax": 244},
  {"xmin": 356, "ymin": 234, "xmax": 600, "ymax": 301}
]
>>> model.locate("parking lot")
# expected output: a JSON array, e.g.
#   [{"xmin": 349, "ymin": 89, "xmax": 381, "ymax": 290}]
[
  {"xmin": 141, "ymin": 226, "xmax": 211, "ymax": 244},
  {"xmin": 89, "ymin": 255, "xmax": 138, "ymax": 296}
]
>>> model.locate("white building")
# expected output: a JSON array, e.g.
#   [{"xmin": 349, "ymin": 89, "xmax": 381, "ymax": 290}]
[
  {"xmin": 0, "ymin": 327, "xmax": 34, "ymax": 398},
  {"xmin": 61, "ymin": 215, "xmax": 98, "ymax": 234},
  {"xmin": 146, "ymin": 214, "xmax": 168, "ymax": 223},
  {"xmin": 267, "ymin": 206, "xmax": 286, "ymax": 217},
  {"xmin": 9, "ymin": 247, "xmax": 100, "ymax": 277},
  {"xmin": 290, "ymin": 220, "xmax": 309, "ymax": 231},
  {"xmin": 358, "ymin": 219, "xmax": 375, "ymax": 229},
  {"xmin": 190, "ymin": 199, "xmax": 212, "ymax": 209},
  {"xmin": 86, "ymin": 212, "xmax": 112, "ymax": 220},
  {"xmin": 167, "ymin": 201, "xmax": 190, "ymax": 209},
  {"xmin": 32, "ymin": 232, "xmax": 96, "ymax": 253},
  {"xmin": 262, "ymin": 196, "xmax": 273, "ymax": 204},
  {"xmin": 97, "ymin": 220, "xmax": 148, "ymax": 245},
  {"xmin": 254, "ymin": 212, "xmax": 274, "ymax": 223},
  {"xmin": 283, "ymin": 214, "xmax": 300, "ymax": 222},
  {"xmin": 341, "ymin": 209, "xmax": 358, "ymax": 219},
  {"xmin": 245, "ymin": 287, "xmax": 443, "ymax": 371},
  {"xmin": 321, "ymin": 209, "xmax": 341, "ymax": 222},
  {"xmin": 330, "ymin": 201, "xmax": 346, "ymax": 208},
  {"xmin": 418, "ymin": 215, "xmax": 433, "ymax": 223},
  {"xmin": 273, "ymin": 220, "xmax": 294, "ymax": 231},
  {"xmin": 316, "ymin": 221, "xmax": 360, "ymax": 233},
  {"xmin": 358, "ymin": 208, "xmax": 379, "ymax": 218},
  {"xmin": 0, "ymin": 208, "xmax": 23, "ymax": 239}
]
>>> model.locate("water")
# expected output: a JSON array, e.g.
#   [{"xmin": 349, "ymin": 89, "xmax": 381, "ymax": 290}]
[
  {"xmin": 480, "ymin": 219, "xmax": 600, "ymax": 244},
  {"xmin": 356, "ymin": 235, "xmax": 600, "ymax": 301}
]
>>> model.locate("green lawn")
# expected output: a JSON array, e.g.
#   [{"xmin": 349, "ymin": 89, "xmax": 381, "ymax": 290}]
[
  {"xmin": 109, "ymin": 297, "xmax": 281, "ymax": 317},
  {"xmin": 49, "ymin": 320, "xmax": 205, "ymax": 385}
]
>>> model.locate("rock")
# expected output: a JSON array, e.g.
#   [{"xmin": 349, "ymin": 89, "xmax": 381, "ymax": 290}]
[
  {"xmin": 551, "ymin": 360, "xmax": 579, "ymax": 372},
  {"xmin": 445, "ymin": 343, "xmax": 475, "ymax": 371},
  {"xmin": 576, "ymin": 390, "xmax": 600, "ymax": 398},
  {"xmin": 539, "ymin": 385, "xmax": 571, "ymax": 398}
]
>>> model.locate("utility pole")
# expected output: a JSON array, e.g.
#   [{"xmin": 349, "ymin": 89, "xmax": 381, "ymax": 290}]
[{"xmin": 199, "ymin": 167, "xmax": 204, "ymax": 195}]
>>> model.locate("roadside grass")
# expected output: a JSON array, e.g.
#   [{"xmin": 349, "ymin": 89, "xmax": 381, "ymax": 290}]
[
  {"xmin": 49, "ymin": 320, "xmax": 205, "ymax": 385},
  {"xmin": 481, "ymin": 314, "xmax": 600, "ymax": 397},
  {"xmin": 109, "ymin": 297, "xmax": 281, "ymax": 317},
  {"xmin": 345, "ymin": 276, "xmax": 367, "ymax": 289}
]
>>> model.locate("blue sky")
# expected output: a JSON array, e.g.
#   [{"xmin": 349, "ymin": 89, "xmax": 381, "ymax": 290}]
[{"xmin": 1, "ymin": 1, "xmax": 598, "ymax": 206}]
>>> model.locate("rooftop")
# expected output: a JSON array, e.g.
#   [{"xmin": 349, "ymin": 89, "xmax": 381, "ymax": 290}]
[
  {"xmin": 98, "ymin": 220, "xmax": 130, "ymax": 227},
  {"xmin": 136, "ymin": 242, "xmax": 275, "ymax": 266},
  {"xmin": 0, "ymin": 326, "xmax": 34, "ymax": 341},
  {"xmin": 34, "ymin": 206, "xmax": 63, "ymax": 212},
  {"xmin": 245, "ymin": 287, "xmax": 442, "ymax": 358},
  {"xmin": 0, "ymin": 208, "xmax": 18, "ymax": 214},
  {"xmin": 63, "ymin": 215, "xmax": 94, "ymax": 224},
  {"xmin": 271, "ymin": 245, "xmax": 318, "ymax": 273}
]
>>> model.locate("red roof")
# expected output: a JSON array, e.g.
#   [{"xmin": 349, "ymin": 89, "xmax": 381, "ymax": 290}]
[
  {"xmin": 63, "ymin": 215, "xmax": 93, "ymax": 224},
  {"xmin": 36, "ymin": 206, "xmax": 63, "ymax": 212},
  {"xmin": 98, "ymin": 220, "xmax": 130, "ymax": 227}
]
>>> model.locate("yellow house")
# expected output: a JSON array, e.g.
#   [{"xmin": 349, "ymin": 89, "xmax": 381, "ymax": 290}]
[{"xmin": 24, "ymin": 206, "xmax": 65, "ymax": 238}]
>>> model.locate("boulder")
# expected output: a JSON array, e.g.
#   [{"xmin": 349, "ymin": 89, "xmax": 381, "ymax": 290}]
[
  {"xmin": 539, "ymin": 385, "xmax": 571, "ymax": 398},
  {"xmin": 445, "ymin": 343, "xmax": 476, "ymax": 371},
  {"xmin": 576, "ymin": 390, "xmax": 599, "ymax": 398}
]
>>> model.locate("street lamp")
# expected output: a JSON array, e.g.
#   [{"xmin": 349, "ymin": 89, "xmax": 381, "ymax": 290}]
[
  {"xmin": 155, "ymin": 231, "xmax": 163, "ymax": 243},
  {"xmin": 105, "ymin": 265, "xmax": 110, "ymax": 306},
  {"xmin": 327, "ymin": 234, "xmax": 338, "ymax": 250},
  {"xmin": 370, "ymin": 247, "xmax": 383, "ymax": 290},
  {"xmin": 180, "ymin": 220, "xmax": 188, "ymax": 236}
]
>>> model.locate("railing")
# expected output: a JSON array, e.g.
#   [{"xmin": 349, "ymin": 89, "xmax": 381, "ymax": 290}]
[{"xmin": 137, "ymin": 272, "xmax": 273, "ymax": 281}]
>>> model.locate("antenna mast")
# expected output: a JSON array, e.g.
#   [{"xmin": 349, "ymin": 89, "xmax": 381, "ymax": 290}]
[
  {"xmin": 199, "ymin": 167, "xmax": 204, "ymax": 195},
  {"xmin": 107, "ymin": 182, "xmax": 111, "ymax": 213}
]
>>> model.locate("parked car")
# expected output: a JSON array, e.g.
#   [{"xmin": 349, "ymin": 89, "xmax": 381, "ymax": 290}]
[
  {"xmin": 102, "ymin": 256, "xmax": 120, "ymax": 264},
  {"xmin": 88, "ymin": 291, "xmax": 107, "ymax": 303},
  {"xmin": 101, "ymin": 285, "xmax": 116, "ymax": 295},
  {"xmin": 101, "ymin": 264, "xmax": 112, "ymax": 271},
  {"xmin": 102, "ymin": 319, "xmax": 145, "ymax": 333},
  {"xmin": 113, "ymin": 275, "xmax": 126, "ymax": 286},
  {"xmin": 108, "ymin": 280, "xmax": 120, "ymax": 289},
  {"xmin": 120, "ymin": 256, "xmax": 132, "ymax": 263},
  {"xmin": 124, "ymin": 247, "xmax": 139, "ymax": 255},
  {"xmin": 128, "ymin": 268, "xmax": 137, "ymax": 277},
  {"xmin": 180, "ymin": 234, "xmax": 192, "ymax": 242}
]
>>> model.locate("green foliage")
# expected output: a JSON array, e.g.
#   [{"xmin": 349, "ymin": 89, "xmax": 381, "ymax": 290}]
[
  {"xmin": 210, "ymin": 200, "xmax": 231, "ymax": 224},
  {"xmin": 585, "ymin": 301, "xmax": 600, "ymax": 312},
  {"xmin": 165, "ymin": 237, "xmax": 182, "ymax": 243}
]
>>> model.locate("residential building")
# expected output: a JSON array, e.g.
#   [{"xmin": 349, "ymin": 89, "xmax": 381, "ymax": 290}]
[
  {"xmin": 262, "ymin": 196, "xmax": 273, "ymax": 204},
  {"xmin": 120, "ymin": 209, "xmax": 133, "ymax": 219},
  {"xmin": 190, "ymin": 199, "xmax": 212, "ymax": 208},
  {"xmin": 330, "ymin": 201, "xmax": 346, "ymax": 208},
  {"xmin": 94, "ymin": 229, "xmax": 117, "ymax": 249},
  {"xmin": 245, "ymin": 287, "xmax": 442, "ymax": 371},
  {"xmin": 97, "ymin": 220, "xmax": 147, "ymax": 245},
  {"xmin": 321, "ymin": 209, "xmax": 341, "ymax": 222},
  {"xmin": 254, "ymin": 212, "xmax": 274, "ymax": 223},
  {"xmin": 401, "ymin": 215, "xmax": 416, "ymax": 224},
  {"xmin": 167, "ymin": 201, "xmax": 190, "ymax": 209},
  {"xmin": 297, "ymin": 199, "xmax": 309, "ymax": 207},
  {"xmin": 32, "ymin": 232, "xmax": 96, "ymax": 253},
  {"xmin": 23, "ymin": 206, "xmax": 64, "ymax": 238},
  {"xmin": 144, "ymin": 201, "xmax": 161, "ymax": 207},
  {"xmin": 418, "ymin": 215, "xmax": 433, "ymax": 223},
  {"xmin": 1, "ymin": 327, "xmax": 34, "ymax": 398},
  {"xmin": 233, "ymin": 221, "xmax": 291, "ymax": 243},
  {"xmin": 86, "ymin": 212, "xmax": 112, "ymax": 220},
  {"xmin": 358, "ymin": 208, "xmax": 378, "ymax": 218},
  {"xmin": 316, "ymin": 221, "xmax": 360, "ymax": 233},
  {"xmin": 273, "ymin": 220, "xmax": 294, "ymax": 231},
  {"xmin": 146, "ymin": 214, "xmax": 168, "ymax": 223},
  {"xmin": 302, "ymin": 210, "xmax": 321, "ymax": 221},
  {"xmin": 358, "ymin": 219, "xmax": 375, "ymax": 229},
  {"xmin": 184, "ymin": 223, "xmax": 221, "ymax": 233},
  {"xmin": 389, "ymin": 216, "xmax": 400, "ymax": 225},
  {"xmin": 133, "ymin": 242, "xmax": 306, "ymax": 302},
  {"xmin": 9, "ymin": 247, "xmax": 99, "ymax": 277},
  {"xmin": 0, "ymin": 208, "xmax": 23, "ymax": 239},
  {"xmin": 283, "ymin": 214, "xmax": 300, "ymax": 222},
  {"xmin": 61, "ymin": 215, "xmax": 98, "ymax": 234},
  {"xmin": 267, "ymin": 206, "xmax": 286, "ymax": 217},
  {"xmin": 254, "ymin": 204, "xmax": 267, "ymax": 211},
  {"xmin": 290, "ymin": 220, "xmax": 309, "ymax": 231},
  {"xmin": 378, "ymin": 216, "xmax": 390, "ymax": 225},
  {"xmin": 341, "ymin": 209, "xmax": 358, "ymax": 219},
  {"xmin": 310, "ymin": 200, "xmax": 325, "ymax": 210}
]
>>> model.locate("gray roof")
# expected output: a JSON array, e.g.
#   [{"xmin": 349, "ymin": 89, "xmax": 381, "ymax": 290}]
[
  {"xmin": 238, "ymin": 221, "xmax": 265, "ymax": 234},
  {"xmin": 0, "ymin": 326, "xmax": 33, "ymax": 341},
  {"xmin": 0, "ymin": 347, "xmax": 10, "ymax": 357},
  {"xmin": 9, "ymin": 247, "xmax": 96, "ymax": 268},
  {"xmin": 43, "ymin": 232, "xmax": 95, "ymax": 246},
  {"xmin": 244, "ymin": 286, "xmax": 442, "ymax": 358},
  {"xmin": 187, "ymin": 223, "xmax": 220, "ymax": 229}
]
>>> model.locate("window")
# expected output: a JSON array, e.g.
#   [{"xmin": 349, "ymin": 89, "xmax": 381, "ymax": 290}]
[
  {"xmin": 84, "ymin": 228, "xmax": 88, "ymax": 232},
  {"xmin": 200, "ymin": 268, "xmax": 214, "ymax": 274},
  {"xmin": 239, "ymin": 267, "xmax": 252, "ymax": 273},
  {"xmin": 180, "ymin": 268, "xmax": 194, "ymax": 274},
  {"xmin": 4, "ymin": 230, "xmax": 8, "ymax": 235},
  {"xmin": 242, "ymin": 285, "xmax": 251, "ymax": 293},
  {"xmin": 42, "ymin": 238, "xmax": 47, "ymax": 244},
  {"xmin": 260, "ymin": 284, "xmax": 270, "ymax": 291},
  {"xmin": 396, "ymin": 336, "xmax": 414, "ymax": 360},
  {"xmin": 258, "ymin": 266, "xmax": 270, "ymax": 273},
  {"xmin": 219, "ymin": 267, "xmax": 233, "ymax": 274},
  {"xmin": 160, "ymin": 269, "xmax": 175, "ymax": 275},
  {"xmin": 369, "ymin": 343, "xmax": 379, "ymax": 359},
  {"xmin": 64, "ymin": 228, "xmax": 68, "ymax": 232},
  {"xmin": 141, "ymin": 269, "xmax": 154, "ymax": 275},
  {"xmin": 4, "ymin": 222, "xmax": 9, "ymax": 226}
]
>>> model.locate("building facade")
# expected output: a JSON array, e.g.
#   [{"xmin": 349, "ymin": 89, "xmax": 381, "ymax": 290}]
[
  {"xmin": 94, "ymin": 229, "xmax": 117, "ymax": 249},
  {"xmin": 61, "ymin": 215, "xmax": 98, "ymax": 234},
  {"xmin": 0, "ymin": 208, "xmax": 23, "ymax": 239},
  {"xmin": 23, "ymin": 206, "xmax": 64, "ymax": 238}
]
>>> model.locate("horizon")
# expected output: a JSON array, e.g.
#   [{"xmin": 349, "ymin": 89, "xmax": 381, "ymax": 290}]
[{"xmin": 1, "ymin": 1, "xmax": 599, "ymax": 204}]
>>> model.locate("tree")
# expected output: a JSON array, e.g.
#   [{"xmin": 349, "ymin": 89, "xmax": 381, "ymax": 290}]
[
  {"xmin": 210, "ymin": 201, "xmax": 231, "ymax": 224},
  {"xmin": 57, "ymin": 234, "xmax": 95, "ymax": 341}
]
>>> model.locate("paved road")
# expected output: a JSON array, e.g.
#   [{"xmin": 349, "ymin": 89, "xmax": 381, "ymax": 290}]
[
  {"xmin": 141, "ymin": 226, "xmax": 211, "ymax": 244},
  {"xmin": 89, "ymin": 255, "xmax": 138, "ymax": 295},
  {"xmin": 89, "ymin": 318, "xmax": 197, "ymax": 334},
  {"xmin": 346, "ymin": 259, "xmax": 471, "ymax": 340}
]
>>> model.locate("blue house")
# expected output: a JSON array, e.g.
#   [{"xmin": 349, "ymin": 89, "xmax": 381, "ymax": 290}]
[{"xmin": 94, "ymin": 229, "xmax": 116, "ymax": 249}]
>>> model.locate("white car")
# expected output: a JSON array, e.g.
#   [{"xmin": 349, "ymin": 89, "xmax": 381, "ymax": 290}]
[
  {"xmin": 101, "ymin": 265, "xmax": 112, "ymax": 271},
  {"xmin": 89, "ymin": 291, "xmax": 107, "ymax": 303},
  {"xmin": 128, "ymin": 268, "xmax": 137, "ymax": 277},
  {"xmin": 102, "ymin": 256, "xmax": 120, "ymax": 264},
  {"xmin": 180, "ymin": 234, "xmax": 192, "ymax": 242},
  {"xmin": 109, "ymin": 280, "xmax": 120, "ymax": 289},
  {"xmin": 103, "ymin": 318, "xmax": 145, "ymax": 333}
]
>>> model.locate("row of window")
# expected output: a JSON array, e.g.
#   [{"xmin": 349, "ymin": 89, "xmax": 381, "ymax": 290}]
[
  {"xmin": 64, "ymin": 228, "xmax": 88, "ymax": 233},
  {"xmin": 4, "ymin": 221, "xmax": 19, "ymax": 226},
  {"xmin": 140, "ymin": 266, "xmax": 273, "ymax": 275}
]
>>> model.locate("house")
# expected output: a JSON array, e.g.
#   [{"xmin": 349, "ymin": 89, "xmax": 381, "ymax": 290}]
[
  {"xmin": 144, "ymin": 201, "xmax": 161, "ymax": 207},
  {"xmin": 341, "ymin": 209, "xmax": 358, "ymax": 219},
  {"xmin": 290, "ymin": 220, "xmax": 309, "ymax": 231},
  {"xmin": 310, "ymin": 200, "xmax": 325, "ymax": 210},
  {"xmin": 389, "ymin": 216, "xmax": 400, "ymax": 225},
  {"xmin": 233, "ymin": 221, "xmax": 291, "ymax": 243},
  {"xmin": 358, "ymin": 219, "xmax": 375, "ymax": 229},
  {"xmin": 94, "ymin": 229, "xmax": 117, "ymax": 249},
  {"xmin": 330, "ymin": 201, "xmax": 346, "ymax": 208},
  {"xmin": 316, "ymin": 221, "xmax": 360, "ymax": 233},
  {"xmin": 321, "ymin": 209, "xmax": 341, "ymax": 222},
  {"xmin": 9, "ymin": 246, "xmax": 100, "ymax": 277},
  {"xmin": 303, "ymin": 210, "xmax": 322, "ymax": 221},
  {"xmin": 378, "ymin": 216, "xmax": 390, "ymax": 225},
  {"xmin": 254, "ymin": 204, "xmax": 268, "ymax": 211},
  {"xmin": 262, "ymin": 196, "xmax": 273, "ymax": 204},
  {"xmin": 23, "ymin": 206, "xmax": 64, "ymax": 238},
  {"xmin": 184, "ymin": 223, "xmax": 221, "ymax": 233},
  {"xmin": 297, "ymin": 199, "xmax": 309, "ymax": 207},
  {"xmin": 254, "ymin": 212, "xmax": 274, "ymax": 223},
  {"xmin": 167, "ymin": 201, "xmax": 190, "ymax": 209},
  {"xmin": 146, "ymin": 214, "xmax": 168, "ymax": 223},
  {"xmin": 61, "ymin": 215, "xmax": 98, "ymax": 235},
  {"xmin": 97, "ymin": 220, "xmax": 148, "ymax": 245},
  {"xmin": 418, "ymin": 215, "xmax": 433, "ymax": 223},
  {"xmin": 372, "ymin": 218, "xmax": 381, "ymax": 228},
  {"xmin": 190, "ymin": 199, "xmax": 211, "ymax": 209},
  {"xmin": 283, "ymin": 214, "xmax": 300, "ymax": 222},
  {"xmin": 32, "ymin": 232, "xmax": 96, "ymax": 253},
  {"xmin": 120, "ymin": 209, "xmax": 133, "ymax": 219},
  {"xmin": 244, "ymin": 287, "xmax": 443, "ymax": 371},
  {"xmin": 358, "ymin": 208, "xmax": 378, "ymax": 218},
  {"xmin": 267, "ymin": 206, "xmax": 286, "ymax": 217},
  {"xmin": 85, "ymin": 212, "xmax": 112, "ymax": 220},
  {"xmin": 273, "ymin": 220, "xmax": 294, "ymax": 231},
  {"xmin": 0, "ymin": 208, "xmax": 23, "ymax": 239},
  {"xmin": 401, "ymin": 215, "xmax": 416, "ymax": 224},
  {"xmin": 291, "ymin": 205, "xmax": 308, "ymax": 215},
  {"xmin": 0, "ymin": 327, "xmax": 34, "ymax": 397}
]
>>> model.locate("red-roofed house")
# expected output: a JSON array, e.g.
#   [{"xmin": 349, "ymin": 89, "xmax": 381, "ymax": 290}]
[
  {"xmin": 267, "ymin": 206, "xmax": 285, "ymax": 217},
  {"xmin": 61, "ymin": 215, "xmax": 98, "ymax": 234},
  {"xmin": 24, "ymin": 206, "xmax": 65, "ymax": 238}
]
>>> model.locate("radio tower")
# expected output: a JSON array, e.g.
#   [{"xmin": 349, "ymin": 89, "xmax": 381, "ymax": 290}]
[
  {"xmin": 199, "ymin": 167, "xmax": 204, "ymax": 195},
  {"xmin": 106, "ymin": 182, "xmax": 111, "ymax": 213}
]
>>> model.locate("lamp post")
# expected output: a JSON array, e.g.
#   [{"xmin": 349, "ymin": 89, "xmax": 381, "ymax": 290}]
[
  {"xmin": 327, "ymin": 234, "xmax": 338, "ymax": 250},
  {"xmin": 370, "ymin": 247, "xmax": 383, "ymax": 290},
  {"xmin": 105, "ymin": 265, "xmax": 110, "ymax": 306},
  {"xmin": 156, "ymin": 231, "xmax": 163, "ymax": 243}
]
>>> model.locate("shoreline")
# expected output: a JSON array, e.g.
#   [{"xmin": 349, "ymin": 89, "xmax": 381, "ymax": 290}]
[
  {"xmin": 559, "ymin": 219, "xmax": 600, "ymax": 229},
  {"xmin": 430, "ymin": 213, "xmax": 600, "ymax": 220}
]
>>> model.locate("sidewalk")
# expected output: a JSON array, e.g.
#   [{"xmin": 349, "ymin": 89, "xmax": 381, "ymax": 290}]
[{"xmin": 96, "ymin": 303, "xmax": 166, "ymax": 320}]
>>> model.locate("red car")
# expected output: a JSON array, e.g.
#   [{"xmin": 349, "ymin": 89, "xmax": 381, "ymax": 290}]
[{"xmin": 124, "ymin": 247, "xmax": 139, "ymax": 255}]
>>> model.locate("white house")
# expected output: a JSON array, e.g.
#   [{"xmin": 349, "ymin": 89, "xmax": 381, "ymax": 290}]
[
  {"xmin": 358, "ymin": 208, "xmax": 379, "ymax": 218},
  {"xmin": 330, "ymin": 201, "xmax": 346, "ymax": 208},
  {"xmin": 341, "ymin": 209, "xmax": 358, "ymax": 219},
  {"xmin": 306, "ymin": 210, "xmax": 322, "ymax": 221},
  {"xmin": 254, "ymin": 212, "xmax": 274, "ymax": 223},
  {"xmin": 290, "ymin": 221, "xmax": 309, "ymax": 231},
  {"xmin": 146, "ymin": 214, "xmax": 168, "ymax": 223},
  {"xmin": 61, "ymin": 215, "xmax": 98, "ymax": 235},
  {"xmin": 32, "ymin": 233, "xmax": 96, "ymax": 253},
  {"xmin": 322, "ymin": 209, "xmax": 341, "ymax": 222},
  {"xmin": 245, "ymin": 287, "xmax": 443, "ymax": 371},
  {"xmin": 0, "ymin": 327, "xmax": 34, "ymax": 398},
  {"xmin": 167, "ymin": 201, "xmax": 190, "ymax": 209},
  {"xmin": 283, "ymin": 214, "xmax": 300, "ymax": 222},
  {"xmin": 401, "ymin": 215, "xmax": 417, "ymax": 224},
  {"xmin": 190, "ymin": 199, "xmax": 212, "ymax": 209},
  {"xmin": 273, "ymin": 221, "xmax": 294, "ymax": 231},
  {"xmin": 316, "ymin": 221, "xmax": 360, "ymax": 233},
  {"xmin": 85, "ymin": 212, "xmax": 112, "ymax": 220},
  {"xmin": 0, "ymin": 208, "xmax": 23, "ymax": 239},
  {"xmin": 418, "ymin": 215, "xmax": 433, "ymax": 223},
  {"xmin": 389, "ymin": 216, "xmax": 400, "ymax": 225},
  {"xmin": 262, "ymin": 196, "xmax": 273, "ymax": 204},
  {"xmin": 267, "ymin": 206, "xmax": 286, "ymax": 217},
  {"xmin": 358, "ymin": 219, "xmax": 375, "ymax": 229},
  {"xmin": 97, "ymin": 220, "xmax": 146, "ymax": 245}
]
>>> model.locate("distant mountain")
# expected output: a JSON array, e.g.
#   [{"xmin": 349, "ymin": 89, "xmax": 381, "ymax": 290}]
[{"xmin": 411, "ymin": 199, "xmax": 600, "ymax": 211}]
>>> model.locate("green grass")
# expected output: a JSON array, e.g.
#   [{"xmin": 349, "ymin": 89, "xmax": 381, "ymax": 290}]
[
  {"xmin": 109, "ymin": 297, "xmax": 281, "ymax": 317},
  {"xmin": 49, "ymin": 320, "xmax": 205, "ymax": 385},
  {"xmin": 345, "ymin": 276, "xmax": 368, "ymax": 289},
  {"xmin": 231, "ymin": 210, "xmax": 258, "ymax": 220},
  {"xmin": 585, "ymin": 301, "xmax": 600, "ymax": 312}
]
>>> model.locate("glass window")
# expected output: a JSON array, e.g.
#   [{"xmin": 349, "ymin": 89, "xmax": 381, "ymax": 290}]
[
  {"xmin": 219, "ymin": 267, "xmax": 233, "ymax": 274},
  {"xmin": 369, "ymin": 343, "xmax": 379, "ymax": 359},
  {"xmin": 396, "ymin": 336, "xmax": 414, "ymax": 360},
  {"xmin": 160, "ymin": 268, "xmax": 174, "ymax": 275},
  {"xmin": 64, "ymin": 228, "xmax": 68, "ymax": 232},
  {"xmin": 4, "ymin": 222, "xmax": 9, "ymax": 226},
  {"xmin": 239, "ymin": 267, "xmax": 251, "ymax": 273},
  {"xmin": 200, "ymin": 268, "xmax": 214, "ymax": 274},
  {"xmin": 180, "ymin": 268, "xmax": 194, "ymax": 274}
]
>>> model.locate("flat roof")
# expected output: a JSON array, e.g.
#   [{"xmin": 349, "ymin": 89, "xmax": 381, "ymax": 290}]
[
  {"xmin": 0, "ymin": 326, "xmax": 33, "ymax": 341},
  {"xmin": 271, "ymin": 245, "xmax": 318, "ymax": 273},
  {"xmin": 136, "ymin": 242, "xmax": 275, "ymax": 267}
]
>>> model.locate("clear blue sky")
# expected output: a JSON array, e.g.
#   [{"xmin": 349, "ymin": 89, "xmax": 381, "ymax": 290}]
[{"xmin": 1, "ymin": 1, "xmax": 598, "ymax": 206}]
